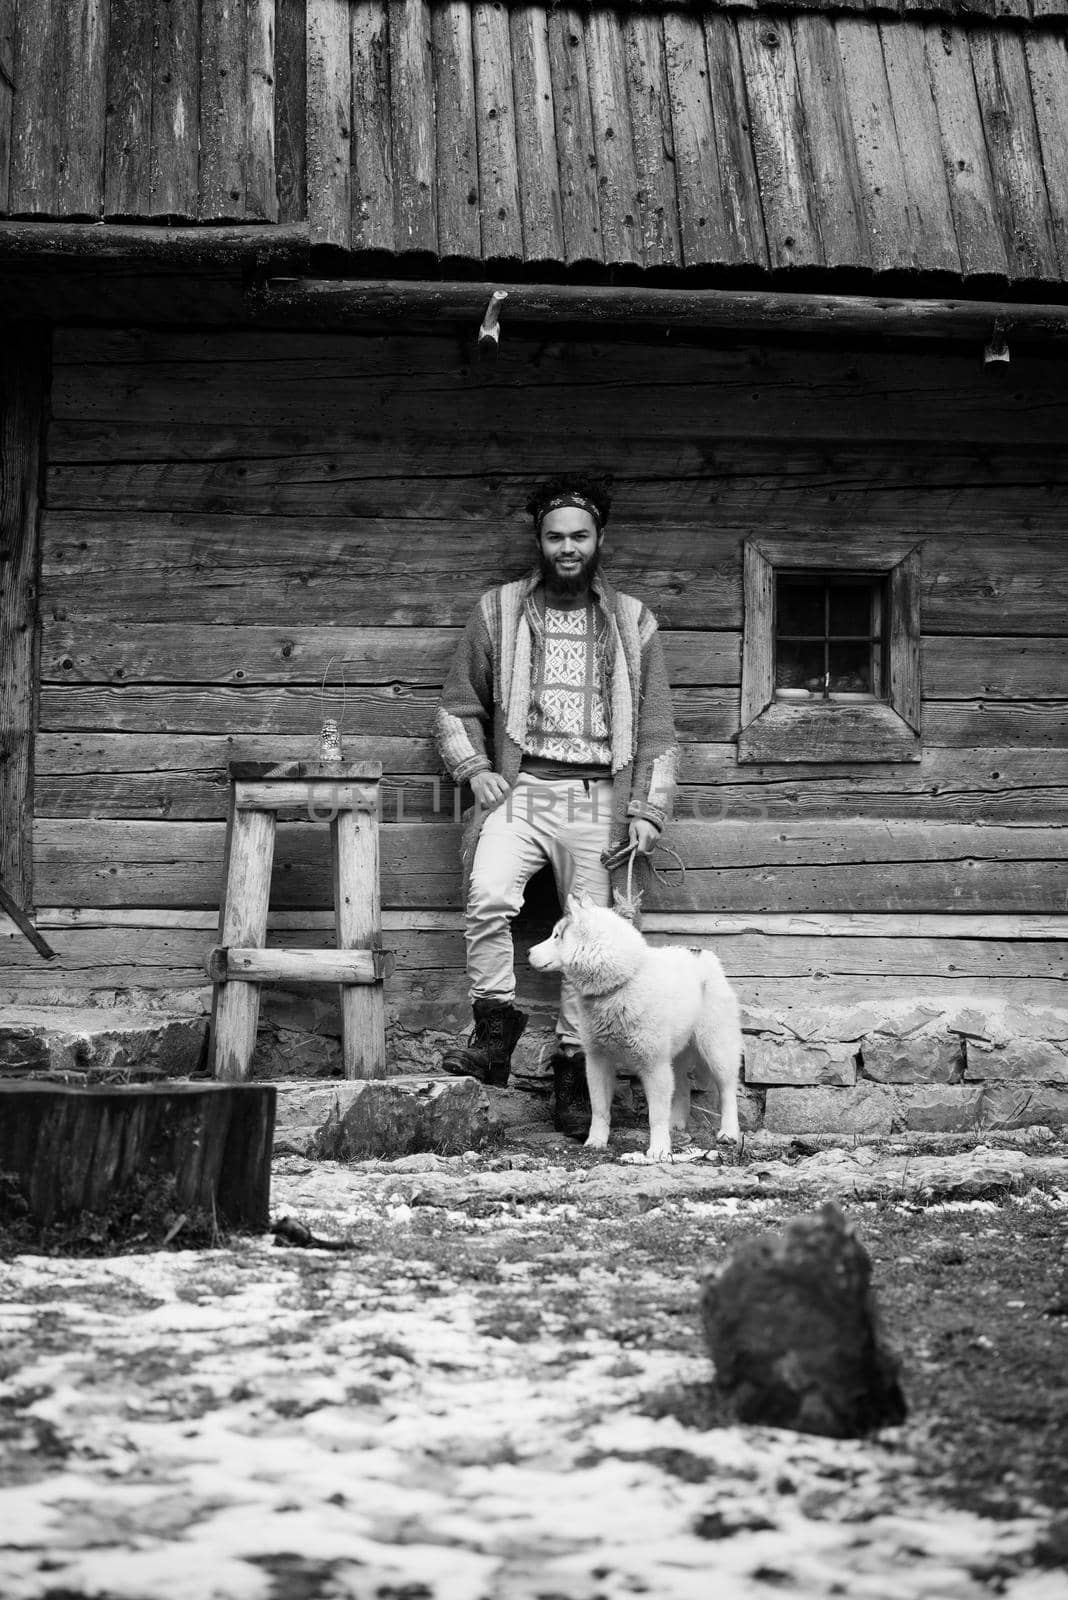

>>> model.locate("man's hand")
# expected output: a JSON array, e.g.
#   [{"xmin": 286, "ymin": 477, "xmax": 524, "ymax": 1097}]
[
  {"xmin": 470, "ymin": 771, "xmax": 512, "ymax": 810},
  {"xmin": 628, "ymin": 818, "xmax": 659, "ymax": 856}
]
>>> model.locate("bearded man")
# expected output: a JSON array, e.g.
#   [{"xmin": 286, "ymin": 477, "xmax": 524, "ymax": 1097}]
[{"xmin": 433, "ymin": 475, "xmax": 678, "ymax": 1135}]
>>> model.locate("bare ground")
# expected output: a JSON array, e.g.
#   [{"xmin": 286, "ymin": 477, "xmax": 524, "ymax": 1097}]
[{"xmin": 0, "ymin": 1133, "xmax": 1066, "ymax": 1600}]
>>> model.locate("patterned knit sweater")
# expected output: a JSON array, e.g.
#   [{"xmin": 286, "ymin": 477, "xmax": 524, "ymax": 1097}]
[{"xmin": 435, "ymin": 568, "xmax": 678, "ymax": 850}]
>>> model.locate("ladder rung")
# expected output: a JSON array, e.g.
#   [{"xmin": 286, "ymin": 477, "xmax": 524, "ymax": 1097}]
[
  {"xmin": 208, "ymin": 946, "xmax": 393, "ymax": 984},
  {"xmin": 234, "ymin": 781, "xmax": 378, "ymax": 812}
]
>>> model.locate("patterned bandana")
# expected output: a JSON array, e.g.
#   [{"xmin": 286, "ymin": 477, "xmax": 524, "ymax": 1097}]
[{"xmin": 535, "ymin": 492, "xmax": 603, "ymax": 529}]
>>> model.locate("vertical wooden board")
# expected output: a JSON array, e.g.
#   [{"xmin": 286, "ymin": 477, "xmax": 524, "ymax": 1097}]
[
  {"xmin": 10, "ymin": 0, "xmax": 108, "ymax": 217},
  {"xmin": 737, "ymin": 16, "xmax": 822, "ymax": 269},
  {"xmin": 307, "ymin": 0, "xmax": 352, "ymax": 247},
  {"xmin": 880, "ymin": 22, "xmax": 961, "ymax": 273},
  {"xmin": 351, "ymin": 0, "xmax": 392, "ymax": 252},
  {"xmin": 547, "ymin": 6, "xmax": 602, "ymax": 264},
  {"xmin": 703, "ymin": 15, "xmax": 768, "ymax": 267},
  {"xmin": 151, "ymin": 0, "xmax": 200, "ymax": 218},
  {"xmin": 510, "ymin": 5, "xmax": 563, "ymax": 263},
  {"xmin": 889, "ymin": 546, "xmax": 922, "ymax": 733},
  {"xmin": 1024, "ymin": 30, "xmax": 1068, "ymax": 278},
  {"xmin": 835, "ymin": 17, "xmax": 912, "ymax": 272},
  {"xmin": 621, "ymin": 12, "xmax": 680, "ymax": 269},
  {"xmin": 662, "ymin": 13, "xmax": 727, "ymax": 266},
  {"xmin": 971, "ymin": 27, "xmax": 1060, "ymax": 281},
  {"xmin": 789, "ymin": 15, "xmax": 869, "ymax": 269},
  {"xmin": 0, "ymin": 0, "xmax": 12, "ymax": 210},
  {"xmin": 472, "ymin": 0, "xmax": 522, "ymax": 260},
  {"xmin": 200, "ymin": 0, "xmax": 247, "ymax": 218},
  {"xmin": 274, "ymin": 0, "xmax": 307, "ymax": 223},
  {"xmin": 389, "ymin": 0, "xmax": 437, "ymax": 253},
  {"xmin": 0, "ymin": 331, "xmax": 45, "ymax": 911},
  {"xmin": 740, "ymin": 542, "xmax": 773, "ymax": 730},
  {"xmin": 583, "ymin": 10, "xmax": 642, "ymax": 266},
  {"xmin": 432, "ymin": 0, "xmax": 480, "ymax": 260},
  {"xmin": 103, "ymin": 0, "xmax": 153, "ymax": 218},
  {"xmin": 922, "ymin": 23, "xmax": 1007, "ymax": 278},
  {"xmin": 246, "ymin": 0, "xmax": 278, "ymax": 220}
]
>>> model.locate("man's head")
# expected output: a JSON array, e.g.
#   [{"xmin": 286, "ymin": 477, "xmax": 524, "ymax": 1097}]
[{"xmin": 526, "ymin": 476, "xmax": 611, "ymax": 597}]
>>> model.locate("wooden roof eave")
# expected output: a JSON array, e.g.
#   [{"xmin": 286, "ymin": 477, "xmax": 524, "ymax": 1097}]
[{"xmin": 249, "ymin": 276, "xmax": 1068, "ymax": 350}]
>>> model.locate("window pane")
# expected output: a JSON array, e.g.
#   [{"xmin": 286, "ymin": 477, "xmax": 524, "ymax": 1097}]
[
  {"xmin": 777, "ymin": 581, "xmax": 824, "ymax": 636},
  {"xmin": 828, "ymin": 583, "xmax": 872, "ymax": 636},
  {"xmin": 828, "ymin": 641, "xmax": 872, "ymax": 693},
  {"xmin": 776, "ymin": 640, "xmax": 825, "ymax": 692}
]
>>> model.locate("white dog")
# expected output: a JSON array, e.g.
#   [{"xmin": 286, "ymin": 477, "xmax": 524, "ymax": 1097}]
[{"xmin": 529, "ymin": 894, "xmax": 742, "ymax": 1161}]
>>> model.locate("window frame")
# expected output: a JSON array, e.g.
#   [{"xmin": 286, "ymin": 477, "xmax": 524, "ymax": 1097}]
[{"xmin": 738, "ymin": 538, "xmax": 922, "ymax": 765}]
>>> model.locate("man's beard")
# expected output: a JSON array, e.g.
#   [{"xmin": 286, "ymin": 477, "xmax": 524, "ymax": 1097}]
[{"xmin": 539, "ymin": 543, "xmax": 600, "ymax": 597}]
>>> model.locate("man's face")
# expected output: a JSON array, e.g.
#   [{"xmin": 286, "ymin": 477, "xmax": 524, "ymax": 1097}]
[{"xmin": 537, "ymin": 507, "xmax": 604, "ymax": 594}]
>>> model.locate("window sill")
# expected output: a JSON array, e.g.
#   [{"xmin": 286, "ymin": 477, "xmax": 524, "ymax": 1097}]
[{"xmin": 737, "ymin": 700, "xmax": 923, "ymax": 764}]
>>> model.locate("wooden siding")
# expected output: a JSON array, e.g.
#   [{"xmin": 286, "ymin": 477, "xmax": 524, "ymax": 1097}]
[
  {"xmin": 306, "ymin": 3, "xmax": 1068, "ymax": 282},
  {"xmin": 2, "ymin": 324, "xmax": 1065, "ymax": 1026},
  {"xmin": 5, "ymin": 0, "xmax": 278, "ymax": 221},
  {"xmin": 1, "ymin": 3, "xmax": 1066, "ymax": 288}
]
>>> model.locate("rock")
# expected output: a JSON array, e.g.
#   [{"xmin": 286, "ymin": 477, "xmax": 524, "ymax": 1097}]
[
  {"xmin": 252, "ymin": 1023, "xmax": 342, "ymax": 1079},
  {"xmin": 744, "ymin": 1038, "xmax": 855, "ymax": 1088},
  {"xmin": 979, "ymin": 1086, "xmax": 1068, "ymax": 1131},
  {"xmin": 0, "ymin": 1007, "xmax": 207, "ymax": 1081},
  {"xmin": 763, "ymin": 1084, "xmax": 898, "ymax": 1136},
  {"xmin": 280, "ymin": 1074, "xmax": 498, "ymax": 1161},
  {"xmin": 701, "ymin": 1202, "xmax": 907, "ymax": 1438},
  {"xmin": 903, "ymin": 1086, "xmax": 985, "ymax": 1133},
  {"xmin": 860, "ymin": 1031, "xmax": 964, "ymax": 1085},
  {"xmin": 964, "ymin": 1038, "xmax": 1068, "ymax": 1085}
]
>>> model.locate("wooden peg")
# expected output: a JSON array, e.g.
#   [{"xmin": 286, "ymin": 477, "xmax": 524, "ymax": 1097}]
[{"xmin": 478, "ymin": 289, "xmax": 508, "ymax": 357}]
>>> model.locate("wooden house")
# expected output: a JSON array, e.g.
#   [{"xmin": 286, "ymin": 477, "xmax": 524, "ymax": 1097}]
[{"xmin": 1, "ymin": 0, "xmax": 1066, "ymax": 1131}]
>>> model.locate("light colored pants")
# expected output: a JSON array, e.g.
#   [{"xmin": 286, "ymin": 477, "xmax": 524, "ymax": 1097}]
[{"xmin": 466, "ymin": 773, "xmax": 613, "ymax": 1047}]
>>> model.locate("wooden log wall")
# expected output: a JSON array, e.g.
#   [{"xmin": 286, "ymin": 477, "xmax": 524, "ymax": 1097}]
[
  {"xmin": 2, "ymin": 325, "xmax": 1066, "ymax": 1029},
  {"xmin": 1, "ymin": 0, "xmax": 283, "ymax": 222}
]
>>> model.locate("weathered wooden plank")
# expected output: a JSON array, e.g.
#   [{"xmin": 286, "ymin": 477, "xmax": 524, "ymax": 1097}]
[
  {"xmin": 509, "ymin": 4, "xmax": 564, "ymax": 263},
  {"xmin": 1024, "ymin": 29, "xmax": 1068, "ymax": 278},
  {"xmin": 39, "ymin": 514, "xmax": 1068, "ymax": 634},
  {"xmin": 738, "ymin": 16, "xmax": 822, "ymax": 269},
  {"xmin": 307, "ymin": 0, "xmax": 352, "ymax": 248},
  {"xmin": 472, "ymin": 0, "xmax": 522, "ymax": 260},
  {"xmin": 39, "ymin": 622, "xmax": 741, "ymax": 687},
  {"xmin": 879, "ymin": 20, "xmax": 961, "ymax": 273},
  {"xmin": 389, "ymin": 0, "xmax": 436, "ymax": 253},
  {"xmin": 703, "ymin": 14, "xmax": 768, "ymax": 266},
  {"xmin": 432, "ymin": 0, "xmax": 480, "ymax": 260},
  {"xmin": 275, "ymin": 0, "xmax": 307, "ymax": 223},
  {"xmin": 200, "ymin": 0, "xmax": 247, "ymax": 219},
  {"xmin": 0, "ymin": 330, "xmax": 46, "ymax": 909},
  {"xmin": 835, "ymin": 16, "xmax": 911, "ymax": 271},
  {"xmin": 789, "ymin": 15, "xmax": 870, "ymax": 270},
  {"xmin": 10, "ymin": 0, "xmax": 108, "ymax": 217},
  {"xmin": 970, "ymin": 26, "xmax": 1060, "ymax": 281},
  {"xmin": 103, "ymin": 0, "xmax": 154, "ymax": 218},
  {"xmin": 350, "ymin": 0, "xmax": 393, "ymax": 252},
  {"xmin": 662, "ymin": 11, "xmax": 726, "ymax": 267},
  {"xmin": 922, "ymin": 22, "xmax": 1009, "ymax": 278},
  {"xmin": 0, "ymin": 0, "xmax": 13, "ymax": 211},
  {"xmin": 48, "ymin": 334, "xmax": 1068, "ymax": 446},
  {"xmin": 29, "ymin": 817, "xmax": 1068, "ymax": 915},
  {"xmin": 547, "ymin": 5, "xmax": 602, "ymax": 264},
  {"xmin": 621, "ymin": 10, "xmax": 680, "ymax": 268},
  {"xmin": 150, "ymin": 0, "xmax": 200, "ymax": 218},
  {"xmin": 584, "ymin": 9, "xmax": 642, "ymax": 266},
  {"xmin": 246, "ymin": 0, "xmax": 278, "ymax": 221}
]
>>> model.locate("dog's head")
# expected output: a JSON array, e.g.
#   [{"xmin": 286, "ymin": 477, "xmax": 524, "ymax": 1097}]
[{"xmin": 528, "ymin": 893, "xmax": 643, "ymax": 991}]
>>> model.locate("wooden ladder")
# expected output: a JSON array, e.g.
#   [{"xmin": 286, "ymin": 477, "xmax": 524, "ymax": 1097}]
[{"xmin": 207, "ymin": 760, "xmax": 390, "ymax": 1080}]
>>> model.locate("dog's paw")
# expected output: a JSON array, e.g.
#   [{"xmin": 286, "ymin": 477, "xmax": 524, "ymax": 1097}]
[
  {"xmin": 717, "ymin": 1131, "xmax": 740, "ymax": 1147},
  {"xmin": 584, "ymin": 1135, "xmax": 609, "ymax": 1151}
]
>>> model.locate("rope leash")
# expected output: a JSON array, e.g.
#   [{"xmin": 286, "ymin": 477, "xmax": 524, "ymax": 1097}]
[{"xmin": 602, "ymin": 838, "xmax": 687, "ymax": 923}]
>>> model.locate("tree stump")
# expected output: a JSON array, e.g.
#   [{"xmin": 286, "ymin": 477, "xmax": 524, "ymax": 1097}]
[{"xmin": 0, "ymin": 1082, "xmax": 275, "ymax": 1231}]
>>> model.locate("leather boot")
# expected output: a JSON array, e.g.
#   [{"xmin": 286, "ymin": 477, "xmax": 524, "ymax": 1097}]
[
  {"xmin": 552, "ymin": 1050, "xmax": 592, "ymax": 1140},
  {"xmin": 441, "ymin": 999, "xmax": 527, "ymax": 1087}
]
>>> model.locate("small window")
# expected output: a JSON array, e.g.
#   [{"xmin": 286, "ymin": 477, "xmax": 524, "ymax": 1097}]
[
  {"xmin": 739, "ymin": 539, "xmax": 922, "ymax": 764},
  {"xmin": 775, "ymin": 574, "xmax": 885, "ymax": 701}
]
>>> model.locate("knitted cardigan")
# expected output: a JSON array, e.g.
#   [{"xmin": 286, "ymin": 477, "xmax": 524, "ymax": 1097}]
[{"xmin": 435, "ymin": 568, "xmax": 678, "ymax": 876}]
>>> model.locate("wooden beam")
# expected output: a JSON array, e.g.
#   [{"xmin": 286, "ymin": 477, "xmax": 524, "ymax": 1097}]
[
  {"xmin": 251, "ymin": 277, "xmax": 1068, "ymax": 344},
  {"xmin": 0, "ymin": 221, "xmax": 310, "ymax": 268},
  {"xmin": 207, "ymin": 944, "xmax": 390, "ymax": 983}
]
